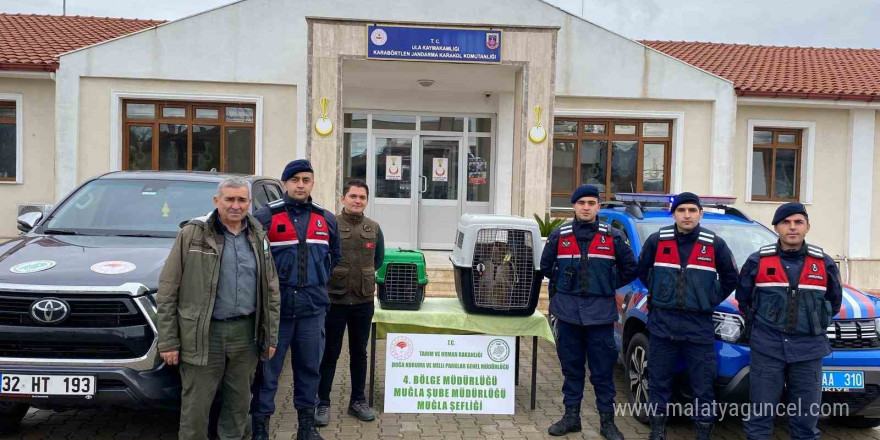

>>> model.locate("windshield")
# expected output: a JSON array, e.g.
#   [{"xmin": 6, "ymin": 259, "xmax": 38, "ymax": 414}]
[
  {"xmin": 637, "ymin": 221, "xmax": 778, "ymax": 268},
  {"xmin": 42, "ymin": 179, "xmax": 220, "ymax": 237}
]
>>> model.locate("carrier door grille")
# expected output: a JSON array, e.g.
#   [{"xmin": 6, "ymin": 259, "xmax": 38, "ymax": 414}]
[
  {"xmin": 471, "ymin": 228, "xmax": 535, "ymax": 310},
  {"xmin": 384, "ymin": 263, "xmax": 419, "ymax": 303}
]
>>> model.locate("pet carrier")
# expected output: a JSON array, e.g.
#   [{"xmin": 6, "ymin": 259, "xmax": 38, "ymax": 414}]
[
  {"xmin": 376, "ymin": 248, "xmax": 428, "ymax": 310},
  {"xmin": 450, "ymin": 214, "xmax": 543, "ymax": 316}
]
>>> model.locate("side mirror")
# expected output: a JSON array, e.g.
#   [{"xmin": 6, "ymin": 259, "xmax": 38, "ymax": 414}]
[{"xmin": 17, "ymin": 212, "xmax": 43, "ymax": 233}]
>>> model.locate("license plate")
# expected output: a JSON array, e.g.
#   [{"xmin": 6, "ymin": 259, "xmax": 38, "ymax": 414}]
[
  {"xmin": 0, "ymin": 374, "xmax": 95, "ymax": 396},
  {"xmin": 822, "ymin": 370, "xmax": 864, "ymax": 392}
]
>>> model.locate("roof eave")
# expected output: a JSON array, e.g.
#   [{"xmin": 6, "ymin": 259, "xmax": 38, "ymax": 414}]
[
  {"xmin": 737, "ymin": 89, "xmax": 880, "ymax": 103},
  {"xmin": 0, "ymin": 63, "xmax": 57, "ymax": 72}
]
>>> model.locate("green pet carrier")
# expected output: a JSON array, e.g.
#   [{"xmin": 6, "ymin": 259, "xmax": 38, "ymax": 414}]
[{"xmin": 377, "ymin": 249, "xmax": 428, "ymax": 310}]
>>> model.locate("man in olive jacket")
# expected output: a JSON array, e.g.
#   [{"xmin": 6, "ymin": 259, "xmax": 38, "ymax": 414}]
[{"xmin": 157, "ymin": 177, "xmax": 280, "ymax": 440}]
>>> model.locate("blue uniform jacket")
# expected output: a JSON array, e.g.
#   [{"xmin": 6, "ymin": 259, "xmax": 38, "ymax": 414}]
[
  {"xmin": 541, "ymin": 218, "xmax": 639, "ymax": 326},
  {"xmin": 637, "ymin": 224, "xmax": 739, "ymax": 344},
  {"xmin": 736, "ymin": 243, "xmax": 842, "ymax": 362},
  {"xmin": 255, "ymin": 194, "xmax": 341, "ymax": 318}
]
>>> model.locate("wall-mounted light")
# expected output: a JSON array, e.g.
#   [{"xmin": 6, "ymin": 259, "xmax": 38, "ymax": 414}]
[{"xmin": 417, "ymin": 79, "xmax": 435, "ymax": 87}]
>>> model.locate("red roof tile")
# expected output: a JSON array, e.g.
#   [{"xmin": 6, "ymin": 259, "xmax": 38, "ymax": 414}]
[
  {"xmin": 641, "ymin": 41, "xmax": 880, "ymax": 102},
  {"xmin": 0, "ymin": 13, "xmax": 164, "ymax": 72}
]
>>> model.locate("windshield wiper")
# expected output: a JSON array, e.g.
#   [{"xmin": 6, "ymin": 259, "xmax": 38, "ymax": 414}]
[
  {"xmin": 114, "ymin": 233, "xmax": 166, "ymax": 238},
  {"xmin": 41, "ymin": 228, "xmax": 81, "ymax": 236}
]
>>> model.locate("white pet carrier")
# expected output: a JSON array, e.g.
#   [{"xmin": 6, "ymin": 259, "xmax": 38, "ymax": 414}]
[{"xmin": 450, "ymin": 214, "xmax": 543, "ymax": 316}]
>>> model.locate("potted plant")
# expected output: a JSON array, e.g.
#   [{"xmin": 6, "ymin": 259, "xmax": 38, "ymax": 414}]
[{"xmin": 534, "ymin": 213, "xmax": 564, "ymax": 246}]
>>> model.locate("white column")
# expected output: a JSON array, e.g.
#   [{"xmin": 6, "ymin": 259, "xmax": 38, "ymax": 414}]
[
  {"xmin": 709, "ymin": 90, "xmax": 738, "ymax": 196},
  {"xmin": 846, "ymin": 109, "xmax": 876, "ymax": 258},
  {"xmin": 54, "ymin": 61, "xmax": 81, "ymax": 201},
  {"xmin": 494, "ymin": 91, "xmax": 514, "ymax": 215}
]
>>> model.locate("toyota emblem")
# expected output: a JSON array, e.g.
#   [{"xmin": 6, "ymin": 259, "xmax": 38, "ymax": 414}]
[{"xmin": 30, "ymin": 298, "xmax": 70, "ymax": 324}]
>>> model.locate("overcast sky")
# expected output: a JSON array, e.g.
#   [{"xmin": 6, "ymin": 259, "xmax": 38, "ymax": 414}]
[{"xmin": 2, "ymin": 0, "xmax": 878, "ymax": 49}]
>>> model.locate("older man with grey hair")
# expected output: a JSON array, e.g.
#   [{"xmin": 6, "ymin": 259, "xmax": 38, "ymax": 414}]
[{"xmin": 157, "ymin": 177, "xmax": 280, "ymax": 440}]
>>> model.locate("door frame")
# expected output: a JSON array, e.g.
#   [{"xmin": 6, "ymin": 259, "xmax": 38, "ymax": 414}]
[
  {"xmin": 418, "ymin": 136, "xmax": 465, "ymax": 250},
  {"xmin": 368, "ymin": 133, "xmax": 419, "ymax": 248},
  {"xmin": 346, "ymin": 110, "xmax": 497, "ymax": 249}
]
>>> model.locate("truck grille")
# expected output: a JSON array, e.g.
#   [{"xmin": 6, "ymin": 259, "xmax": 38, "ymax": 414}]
[
  {"xmin": 0, "ymin": 292, "xmax": 154, "ymax": 360},
  {"xmin": 0, "ymin": 294, "xmax": 148, "ymax": 327},
  {"xmin": 823, "ymin": 384, "xmax": 880, "ymax": 414},
  {"xmin": 827, "ymin": 320, "xmax": 880, "ymax": 350},
  {"xmin": 0, "ymin": 340, "xmax": 140, "ymax": 359}
]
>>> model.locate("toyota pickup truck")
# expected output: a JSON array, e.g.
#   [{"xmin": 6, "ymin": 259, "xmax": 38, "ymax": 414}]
[{"xmin": 0, "ymin": 171, "xmax": 283, "ymax": 432}]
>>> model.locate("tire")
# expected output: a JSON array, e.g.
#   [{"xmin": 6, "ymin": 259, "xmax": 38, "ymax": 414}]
[
  {"xmin": 624, "ymin": 332, "xmax": 650, "ymax": 425},
  {"xmin": 0, "ymin": 402, "xmax": 28, "ymax": 434},
  {"xmin": 832, "ymin": 416, "xmax": 880, "ymax": 429}
]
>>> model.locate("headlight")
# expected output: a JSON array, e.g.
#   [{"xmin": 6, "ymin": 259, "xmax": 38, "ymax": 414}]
[{"xmin": 713, "ymin": 312, "xmax": 745, "ymax": 343}]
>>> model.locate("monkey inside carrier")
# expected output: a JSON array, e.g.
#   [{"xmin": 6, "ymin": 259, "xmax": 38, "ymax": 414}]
[
  {"xmin": 450, "ymin": 214, "xmax": 543, "ymax": 316},
  {"xmin": 376, "ymin": 248, "xmax": 428, "ymax": 310}
]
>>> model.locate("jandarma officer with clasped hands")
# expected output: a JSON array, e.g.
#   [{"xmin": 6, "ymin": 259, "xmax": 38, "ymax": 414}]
[
  {"xmin": 249, "ymin": 159, "xmax": 341, "ymax": 440},
  {"xmin": 637, "ymin": 192, "xmax": 738, "ymax": 440},
  {"xmin": 736, "ymin": 202, "xmax": 841, "ymax": 440},
  {"xmin": 540, "ymin": 184, "xmax": 638, "ymax": 439}
]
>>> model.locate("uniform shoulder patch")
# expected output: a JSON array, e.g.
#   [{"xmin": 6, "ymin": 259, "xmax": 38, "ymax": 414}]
[
  {"xmin": 311, "ymin": 201, "xmax": 325, "ymax": 211},
  {"xmin": 759, "ymin": 245, "xmax": 777, "ymax": 256},
  {"xmin": 806, "ymin": 244, "xmax": 824, "ymax": 258},
  {"xmin": 268, "ymin": 199, "xmax": 285, "ymax": 214}
]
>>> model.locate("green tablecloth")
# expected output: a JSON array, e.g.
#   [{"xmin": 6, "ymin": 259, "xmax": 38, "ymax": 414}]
[{"xmin": 372, "ymin": 297, "xmax": 555, "ymax": 344}]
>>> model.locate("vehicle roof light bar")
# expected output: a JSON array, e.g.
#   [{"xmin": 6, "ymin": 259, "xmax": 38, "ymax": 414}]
[{"xmin": 615, "ymin": 193, "xmax": 737, "ymax": 206}]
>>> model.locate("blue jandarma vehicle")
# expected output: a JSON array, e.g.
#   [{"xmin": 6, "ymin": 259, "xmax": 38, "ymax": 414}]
[{"xmin": 600, "ymin": 193, "xmax": 880, "ymax": 429}]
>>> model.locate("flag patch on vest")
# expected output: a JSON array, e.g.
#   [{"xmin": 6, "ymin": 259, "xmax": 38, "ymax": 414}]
[{"xmin": 366, "ymin": 242, "xmax": 375, "ymax": 249}]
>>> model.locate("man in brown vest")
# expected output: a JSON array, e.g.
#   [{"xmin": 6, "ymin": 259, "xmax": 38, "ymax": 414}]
[{"xmin": 315, "ymin": 179, "xmax": 384, "ymax": 426}]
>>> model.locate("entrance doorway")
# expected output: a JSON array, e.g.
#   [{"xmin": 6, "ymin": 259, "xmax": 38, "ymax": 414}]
[{"xmin": 342, "ymin": 112, "xmax": 494, "ymax": 250}]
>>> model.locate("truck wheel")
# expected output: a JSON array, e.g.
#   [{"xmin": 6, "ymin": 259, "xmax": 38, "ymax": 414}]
[
  {"xmin": 624, "ymin": 332, "xmax": 650, "ymax": 425},
  {"xmin": 832, "ymin": 416, "xmax": 880, "ymax": 429},
  {"xmin": 0, "ymin": 402, "xmax": 28, "ymax": 433}
]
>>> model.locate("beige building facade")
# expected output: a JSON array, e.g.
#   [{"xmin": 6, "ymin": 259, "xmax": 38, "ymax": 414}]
[{"xmin": 0, "ymin": 0, "xmax": 877, "ymax": 288}]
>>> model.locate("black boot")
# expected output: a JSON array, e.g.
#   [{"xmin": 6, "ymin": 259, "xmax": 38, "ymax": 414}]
[
  {"xmin": 694, "ymin": 422, "xmax": 713, "ymax": 440},
  {"xmin": 648, "ymin": 416, "xmax": 666, "ymax": 440},
  {"xmin": 296, "ymin": 408, "xmax": 324, "ymax": 440},
  {"xmin": 599, "ymin": 411, "xmax": 624, "ymax": 440},
  {"xmin": 548, "ymin": 404, "xmax": 582, "ymax": 436},
  {"xmin": 251, "ymin": 415, "xmax": 270, "ymax": 440}
]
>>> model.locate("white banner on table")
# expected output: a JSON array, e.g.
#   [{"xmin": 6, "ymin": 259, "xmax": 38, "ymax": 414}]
[{"xmin": 384, "ymin": 333, "xmax": 515, "ymax": 414}]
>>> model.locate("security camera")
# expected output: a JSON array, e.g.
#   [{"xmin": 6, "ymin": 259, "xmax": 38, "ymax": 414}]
[{"xmin": 484, "ymin": 92, "xmax": 492, "ymax": 98}]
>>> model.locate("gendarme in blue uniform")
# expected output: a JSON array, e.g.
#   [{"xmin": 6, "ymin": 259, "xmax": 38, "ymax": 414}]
[
  {"xmin": 541, "ymin": 217, "xmax": 638, "ymax": 416},
  {"xmin": 637, "ymin": 222, "xmax": 738, "ymax": 428},
  {"xmin": 737, "ymin": 239, "xmax": 841, "ymax": 440},
  {"xmin": 250, "ymin": 193, "xmax": 341, "ymax": 417}
]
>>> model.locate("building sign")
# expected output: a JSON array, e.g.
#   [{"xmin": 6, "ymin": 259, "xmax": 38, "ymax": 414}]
[
  {"xmin": 384, "ymin": 333, "xmax": 515, "ymax": 414},
  {"xmin": 367, "ymin": 25, "xmax": 502, "ymax": 64},
  {"xmin": 432, "ymin": 158, "xmax": 449, "ymax": 182}
]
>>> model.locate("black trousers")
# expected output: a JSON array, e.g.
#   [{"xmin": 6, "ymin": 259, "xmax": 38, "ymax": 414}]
[{"xmin": 317, "ymin": 301, "xmax": 374, "ymax": 406}]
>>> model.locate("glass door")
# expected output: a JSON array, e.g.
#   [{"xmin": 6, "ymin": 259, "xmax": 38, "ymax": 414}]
[
  {"xmin": 418, "ymin": 137, "xmax": 461, "ymax": 249},
  {"xmin": 371, "ymin": 135, "xmax": 417, "ymax": 248}
]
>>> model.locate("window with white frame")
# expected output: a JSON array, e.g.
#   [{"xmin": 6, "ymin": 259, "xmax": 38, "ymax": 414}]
[
  {"xmin": 0, "ymin": 101, "xmax": 16, "ymax": 181},
  {"xmin": 751, "ymin": 127, "xmax": 802, "ymax": 202}
]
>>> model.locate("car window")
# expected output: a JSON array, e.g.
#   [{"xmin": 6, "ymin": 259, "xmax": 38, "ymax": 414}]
[
  {"xmin": 611, "ymin": 219, "xmax": 631, "ymax": 245},
  {"xmin": 43, "ymin": 179, "xmax": 218, "ymax": 237},
  {"xmin": 251, "ymin": 183, "xmax": 270, "ymax": 211},
  {"xmin": 636, "ymin": 221, "xmax": 778, "ymax": 268},
  {"xmin": 265, "ymin": 183, "xmax": 283, "ymax": 203}
]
